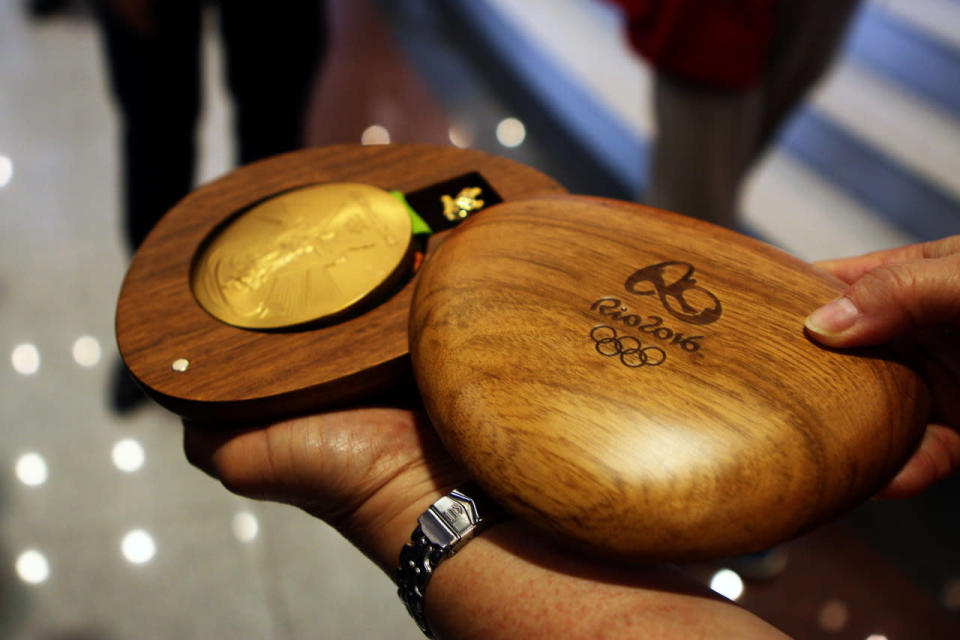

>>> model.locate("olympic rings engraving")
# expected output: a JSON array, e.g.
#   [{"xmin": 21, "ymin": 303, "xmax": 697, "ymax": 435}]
[{"xmin": 590, "ymin": 325, "xmax": 666, "ymax": 369}]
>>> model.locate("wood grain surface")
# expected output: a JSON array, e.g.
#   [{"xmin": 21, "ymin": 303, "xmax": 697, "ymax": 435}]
[
  {"xmin": 115, "ymin": 144, "xmax": 565, "ymax": 424},
  {"xmin": 409, "ymin": 194, "xmax": 930, "ymax": 560}
]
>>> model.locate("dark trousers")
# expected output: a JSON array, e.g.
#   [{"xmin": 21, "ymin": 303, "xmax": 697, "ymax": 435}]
[{"xmin": 98, "ymin": 1, "xmax": 326, "ymax": 251}]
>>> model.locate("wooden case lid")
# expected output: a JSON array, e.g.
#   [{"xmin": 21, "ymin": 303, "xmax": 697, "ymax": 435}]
[
  {"xmin": 115, "ymin": 144, "xmax": 565, "ymax": 424},
  {"xmin": 409, "ymin": 194, "xmax": 930, "ymax": 560}
]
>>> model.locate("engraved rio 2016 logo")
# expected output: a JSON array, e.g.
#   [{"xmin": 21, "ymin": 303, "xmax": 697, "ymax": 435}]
[
  {"xmin": 625, "ymin": 261, "xmax": 722, "ymax": 326},
  {"xmin": 588, "ymin": 261, "xmax": 722, "ymax": 369}
]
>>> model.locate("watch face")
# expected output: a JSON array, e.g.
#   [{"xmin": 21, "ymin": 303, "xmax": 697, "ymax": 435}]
[{"xmin": 191, "ymin": 182, "xmax": 413, "ymax": 330}]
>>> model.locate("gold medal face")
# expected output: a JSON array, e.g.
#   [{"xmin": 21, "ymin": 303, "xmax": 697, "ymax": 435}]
[{"xmin": 191, "ymin": 182, "xmax": 413, "ymax": 329}]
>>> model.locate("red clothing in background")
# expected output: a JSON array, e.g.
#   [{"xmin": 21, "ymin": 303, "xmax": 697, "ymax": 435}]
[{"xmin": 609, "ymin": 0, "xmax": 777, "ymax": 89}]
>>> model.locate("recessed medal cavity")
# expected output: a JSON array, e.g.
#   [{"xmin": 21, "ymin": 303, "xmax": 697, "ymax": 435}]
[{"xmin": 190, "ymin": 182, "xmax": 413, "ymax": 330}]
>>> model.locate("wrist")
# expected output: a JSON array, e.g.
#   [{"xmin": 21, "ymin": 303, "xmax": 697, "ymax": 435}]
[
  {"xmin": 395, "ymin": 483, "xmax": 509, "ymax": 637},
  {"xmin": 339, "ymin": 462, "xmax": 469, "ymax": 575}
]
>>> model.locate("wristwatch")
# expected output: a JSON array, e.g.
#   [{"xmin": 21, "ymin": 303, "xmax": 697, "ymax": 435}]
[{"xmin": 396, "ymin": 484, "xmax": 506, "ymax": 637}]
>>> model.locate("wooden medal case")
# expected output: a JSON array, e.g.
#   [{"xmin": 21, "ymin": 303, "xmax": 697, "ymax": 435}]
[
  {"xmin": 115, "ymin": 145, "xmax": 565, "ymax": 424},
  {"xmin": 117, "ymin": 145, "xmax": 929, "ymax": 560},
  {"xmin": 409, "ymin": 194, "xmax": 929, "ymax": 560}
]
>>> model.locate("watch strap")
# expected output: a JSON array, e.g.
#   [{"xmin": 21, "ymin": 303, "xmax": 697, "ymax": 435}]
[
  {"xmin": 396, "ymin": 524, "xmax": 445, "ymax": 636},
  {"xmin": 396, "ymin": 484, "xmax": 505, "ymax": 637}
]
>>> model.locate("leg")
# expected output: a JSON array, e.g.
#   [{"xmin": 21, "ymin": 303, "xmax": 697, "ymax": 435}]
[
  {"xmin": 756, "ymin": 0, "xmax": 863, "ymax": 152},
  {"xmin": 648, "ymin": 75, "xmax": 763, "ymax": 228},
  {"xmin": 218, "ymin": 0, "xmax": 326, "ymax": 164},
  {"xmin": 97, "ymin": 2, "xmax": 202, "ymax": 252},
  {"xmin": 96, "ymin": 3, "xmax": 202, "ymax": 412}
]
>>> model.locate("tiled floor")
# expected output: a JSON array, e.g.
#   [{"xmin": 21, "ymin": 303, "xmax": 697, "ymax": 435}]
[{"xmin": 2, "ymin": 1, "xmax": 959, "ymax": 639}]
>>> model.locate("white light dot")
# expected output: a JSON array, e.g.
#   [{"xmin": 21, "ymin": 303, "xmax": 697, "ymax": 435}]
[
  {"xmin": 818, "ymin": 599, "xmax": 849, "ymax": 632},
  {"xmin": 72, "ymin": 335, "xmax": 102, "ymax": 368},
  {"xmin": 0, "ymin": 155, "xmax": 12, "ymax": 189},
  {"xmin": 121, "ymin": 529, "xmax": 156, "ymax": 564},
  {"xmin": 11, "ymin": 343, "xmax": 40, "ymax": 375},
  {"xmin": 15, "ymin": 452, "xmax": 48, "ymax": 486},
  {"xmin": 232, "ymin": 512, "xmax": 259, "ymax": 543},
  {"xmin": 16, "ymin": 549, "xmax": 49, "ymax": 584},
  {"xmin": 361, "ymin": 124, "xmax": 391, "ymax": 146},
  {"xmin": 448, "ymin": 123, "xmax": 475, "ymax": 149},
  {"xmin": 496, "ymin": 117, "xmax": 526, "ymax": 148},
  {"xmin": 171, "ymin": 358, "xmax": 189, "ymax": 372},
  {"xmin": 112, "ymin": 439, "xmax": 145, "ymax": 473},
  {"xmin": 865, "ymin": 635, "xmax": 888, "ymax": 640},
  {"xmin": 709, "ymin": 568, "xmax": 744, "ymax": 601}
]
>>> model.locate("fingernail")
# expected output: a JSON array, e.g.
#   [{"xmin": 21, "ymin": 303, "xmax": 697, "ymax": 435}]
[{"xmin": 805, "ymin": 296, "xmax": 860, "ymax": 336}]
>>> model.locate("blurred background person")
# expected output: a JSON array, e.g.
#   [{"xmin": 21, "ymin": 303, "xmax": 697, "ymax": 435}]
[
  {"xmin": 94, "ymin": 0, "xmax": 326, "ymax": 410},
  {"xmin": 612, "ymin": 0, "xmax": 862, "ymax": 228}
]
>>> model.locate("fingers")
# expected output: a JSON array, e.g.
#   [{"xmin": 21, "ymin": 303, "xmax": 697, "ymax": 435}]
[
  {"xmin": 814, "ymin": 236, "xmax": 960, "ymax": 284},
  {"xmin": 183, "ymin": 408, "xmax": 432, "ymax": 514},
  {"xmin": 808, "ymin": 237, "xmax": 960, "ymax": 498},
  {"xmin": 182, "ymin": 420, "xmax": 249, "ymax": 479},
  {"xmin": 184, "ymin": 408, "xmax": 468, "ymax": 573},
  {"xmin": 876, "ymin": 424, "xmax": 960, "ymax": 499},
  {"xmin": 183, "ymin": 420, "xmax": 295, "ymax": 502},
  {"xmin": 804, "ymin": 253, "xmax": 960, "ymax": 348}
]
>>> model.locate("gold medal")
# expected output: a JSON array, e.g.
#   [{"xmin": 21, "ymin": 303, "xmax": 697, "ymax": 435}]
[{"xmin": 191, "ymin": 182, "xmax": 413, "ymax": 329}]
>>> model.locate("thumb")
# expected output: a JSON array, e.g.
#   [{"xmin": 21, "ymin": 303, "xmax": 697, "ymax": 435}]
[{"xmin": 804, "ymin": 254, "xmax": 960, "ymax": 348}]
